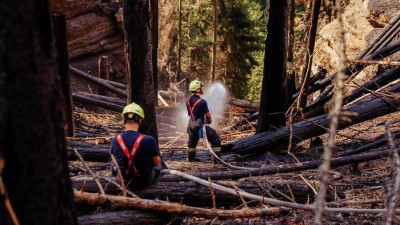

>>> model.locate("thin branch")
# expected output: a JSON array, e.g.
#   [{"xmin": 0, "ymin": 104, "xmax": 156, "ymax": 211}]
[
  {"xmin": 208, "ymin": 177, "xmax": 216, "ymax": 209},
  {"xmin": 110, "ymin": 154, "xmax": 127, "ymax": 197},
  {"xmin": 0, "ymin": 153, "xmax": 21, "ymax": 225},
  {"xmin": 73, "ymin": 148, "xmax": 105, "ymax": 195},
  {"xmin": 383, "ymin": 122, "xmax": 400, "ymax": 224},
  {"xmin": 314, "ymin": 0, "xmax": 347, "ymax": 223},
  {"xmin": 349, "ymin": 59, "xmax": 400, "ymax": 67},
  {"xmin": 231, "ymin": 184, "xmax": 249, "ymax": 209},
  {"xmin": 98, "ymin": 176, "xmax": 139, "ymax": 198}
]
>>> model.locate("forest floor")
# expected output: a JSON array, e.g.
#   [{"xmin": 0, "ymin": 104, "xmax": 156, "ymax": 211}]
[{"xmin": 69, "ymin": 101, "xmax": 400, "ymax": 224}]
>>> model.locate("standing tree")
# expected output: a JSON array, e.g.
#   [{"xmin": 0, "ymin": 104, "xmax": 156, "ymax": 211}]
[
  {"xmin": 256, "ymin": 0, "xmax": 290, "ymax": 134},
  {"xmin": 297, "ymin": 0, "xmax": 322, "ymax": 109},
  {"xmin": 124, "ymin": 0, "xmax": 158, "ymax": 140},
  {"xmin": 0, "ymin": 0, "xmax": 77, "ymax": 224},
  {"xmin": 211, "ymin": 0, "xmax": 218, "ymax": 81}
]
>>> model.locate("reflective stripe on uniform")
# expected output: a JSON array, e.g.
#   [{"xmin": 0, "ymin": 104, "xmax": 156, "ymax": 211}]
[
  {"xmin": 212, "ymin": 147, "xmax": 221, "ymax": 152},
  {"xmin": 188, "ymin": 147, "xmax": 196, "ymax": 152}
]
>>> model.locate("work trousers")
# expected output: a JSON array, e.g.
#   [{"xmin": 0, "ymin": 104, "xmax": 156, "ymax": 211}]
[{"xmin": 187, "ymin": 118, "xmax": 221, "ymax": 149}]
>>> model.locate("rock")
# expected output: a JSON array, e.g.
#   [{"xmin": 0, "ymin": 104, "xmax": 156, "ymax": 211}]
[{"xmin": 364, "ymin": 0, "xmax": 400, "ymax": 20}]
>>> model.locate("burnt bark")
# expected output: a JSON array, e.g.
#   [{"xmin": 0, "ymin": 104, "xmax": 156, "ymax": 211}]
[
  {"xmin": 72, "ymin": 178, "xmax": 325, "ymax": 207},
  {"xmin": 0, "ymin": 1, "xmax": 77, "ymax": 224},
  {"xmin": 124, "ymin": 0, "xmax": 158, "ymax": 140},
  {"xmin": 53, "ymin": 13, "xmax": 75, "ymax": 137},
  {"xmin": 257, "ymin": 0, "xmax": 289, "ymax": 134},
  {"xmin": 78, "ymin": 210, "xmax": 165, "ymax": 225},
  {"xmin": 69, "ymin": 66, "xmax": 127, "ymax": 97},
  {"xmin": 97, "ymin": 56, "xmax": 110, "ymax": 96}
]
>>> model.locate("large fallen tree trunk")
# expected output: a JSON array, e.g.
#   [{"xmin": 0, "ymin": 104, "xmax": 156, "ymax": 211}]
[
  {"xmin": 70, "ymin": 66, "xmax": 127, "ymax": 98},
  {"xmin": 228, "ymin": 98, "xmax": 260, "ymax": 111},
  {"xmin": 223, "ymin": 82, "xmax": 400, "ymax": 155},
  {"xmin": 303, "ymin": 69, "xmax": 400, "ymax": 118},
  {"xmin": 75, "ymin": 91, "xmax": 126, "ymax": 106},
  {"xmin": 78, "ymin": 210, "xmax": 165, "ymax": 225},
  {"xmin": 72, "ymin": 178, "xmax": 329, "ymax": 207},
  {"xmin": 72, "ymin": 92, "xmax": 124, "ymax": 112},
  {"xmin": 74, "ymin": 191, "xmax": 288, "ymax": 219},
  {"xmin": 346, "ymin": 67, "xmax": 400, "ymax": 102},
  {"xmin": 292, "ymin": 40, "xmax": 400, "ymax": 99}
]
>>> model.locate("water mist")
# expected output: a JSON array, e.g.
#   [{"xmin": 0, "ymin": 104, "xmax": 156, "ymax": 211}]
[{"xmin": 175, "ymin": 81, "xmax": 228, "ymax": 132}]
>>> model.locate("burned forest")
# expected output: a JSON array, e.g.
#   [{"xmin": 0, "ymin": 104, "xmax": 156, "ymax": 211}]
[{"xmin": 1, "ymin": 0, "xmax": 400, "ymax": 225}]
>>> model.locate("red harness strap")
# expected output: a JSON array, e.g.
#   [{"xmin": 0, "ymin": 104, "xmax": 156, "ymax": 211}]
[
  {"xmin": 187, "ymin": 98, "xmax": 203, "ymax": 119},
  {"xmin": 116, "ymin": 134, "xmax": 145, "ymax": 176}
]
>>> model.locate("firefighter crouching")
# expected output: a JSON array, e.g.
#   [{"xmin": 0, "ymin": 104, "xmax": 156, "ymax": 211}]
[{"xmin": 110, "ymin": 102, "xmax": 165, "ymax": 189}]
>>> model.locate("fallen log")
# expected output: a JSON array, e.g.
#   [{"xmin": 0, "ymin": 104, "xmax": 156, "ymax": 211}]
[
  {"xmin": 67, "ymin": 145, "xmax": 110, "ymax": 162},
  {"xmin": 346, "ymin": 67, "xmax": 400, "ymax": 103},
  {"xmin": 72, "ymin": 178, "xmax": 326, "ymax": 207},
  {"xmin": 72, "ymin": 92, "xmax": 124, "ymax": 112},
  {"xmin": 292, "ymin": 40, "xmax": 400, "ymax": 99},
  {"xmin": 165, "ymin": 149, "xmax": 393, "ymax": 181},
  {"xmin": 304, "ymin": 68, "xmax": 400, "ymax": 118},
  {"xmin": 158, "ymin": 90, "xmax": 184, "ymax": 102},
  {"xmin": 74, "ymin": 191, "xmax": 288, "ymax": 219},
  {"xmin": 224, "ymin": 112, "xmax": 259, "ymax": 131},
  {"xmin": 70, "ymin": 66, "xmax": 127, "ymax": 98},
  {"xmin": 228, "ymin": 98, "xmax": 260, "ymax": 110},
  {"xmin": 224, "ymin": 82, "xmax": 400, "ymax": 155},
  {"xmin": 78, "ymin": 210, "xmax": 165, "ymax": 225},
  {"xmin": 338, "ymin": 131, "xmax": 400, "ymax": 157},
  {"xmin": 75, "ymin": 91, "xmax": 126, "ymax": 106}
]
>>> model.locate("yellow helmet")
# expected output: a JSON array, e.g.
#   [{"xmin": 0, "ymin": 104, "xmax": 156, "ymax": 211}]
[
  {"xmin": 121, "ymin": 102, "xmax": 145, "ymax": 119},
  {"xmin": 189, "ymin": 80, "xmax": 204, "ymax": 92}
]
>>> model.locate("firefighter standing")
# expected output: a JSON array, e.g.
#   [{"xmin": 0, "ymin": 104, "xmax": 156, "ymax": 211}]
[
  {"xmin": 110, "ymin": 102, "xmax": 164, "ymax": 189},
  {"xmin": 186, "ymin": 80, "xmax": 222, "ymax": 162}
]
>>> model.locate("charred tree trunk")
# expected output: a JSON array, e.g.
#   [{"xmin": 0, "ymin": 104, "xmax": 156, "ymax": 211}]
[
  {"xmin": 177, "ymin": 0, "xmax": 182, "ymax": 82},
  {"xmin": 53, "ymin": 13, "xmax": 75, "ymax": 137},
  {"xmin": 257, "ymin": 0, "xmax": 289, "ymax": 134},
  {"xmin": 72, "ymin": 178, "xmax": 326, "ymax": 207},
  {"xmin": 211, "ymin": 0, "xmax": 218, "ymax": 81},
  {"xmin": 97, "ymin": 56, "xmax": 109, "ymax": 96},
  {"xmin": 151, "ymin": 0, "xmax": 158, "ymax": 105},
  {"xmin": 124, "ymin": 0, "xmax": 158, "ymax": 140},
  {"xmin": 0, "ymin": 1, "xmax": 77, "ymax": 224},
  {"xmin": 297, "ymin": 0, "xmax": 321, "ymax": 109},
  {"xmin": 78, "ymin": 210, "xmax": 165, "ymax": 225}
]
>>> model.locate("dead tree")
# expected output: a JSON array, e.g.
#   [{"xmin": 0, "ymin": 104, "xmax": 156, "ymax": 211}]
[
  {"xmin": 297, "ymin": 0, "xmax": 322, "ymax": 109},
  {"xmin": 257, "ymin": 0, "xmax": 289, "ymax": 134},
  {"xmin": 124, "ymin": 0, "xmax": 158, "ymax": 140},
  {"xmin": 0, "ymin": 1, "xmax": 77, "ymax": 224}
]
